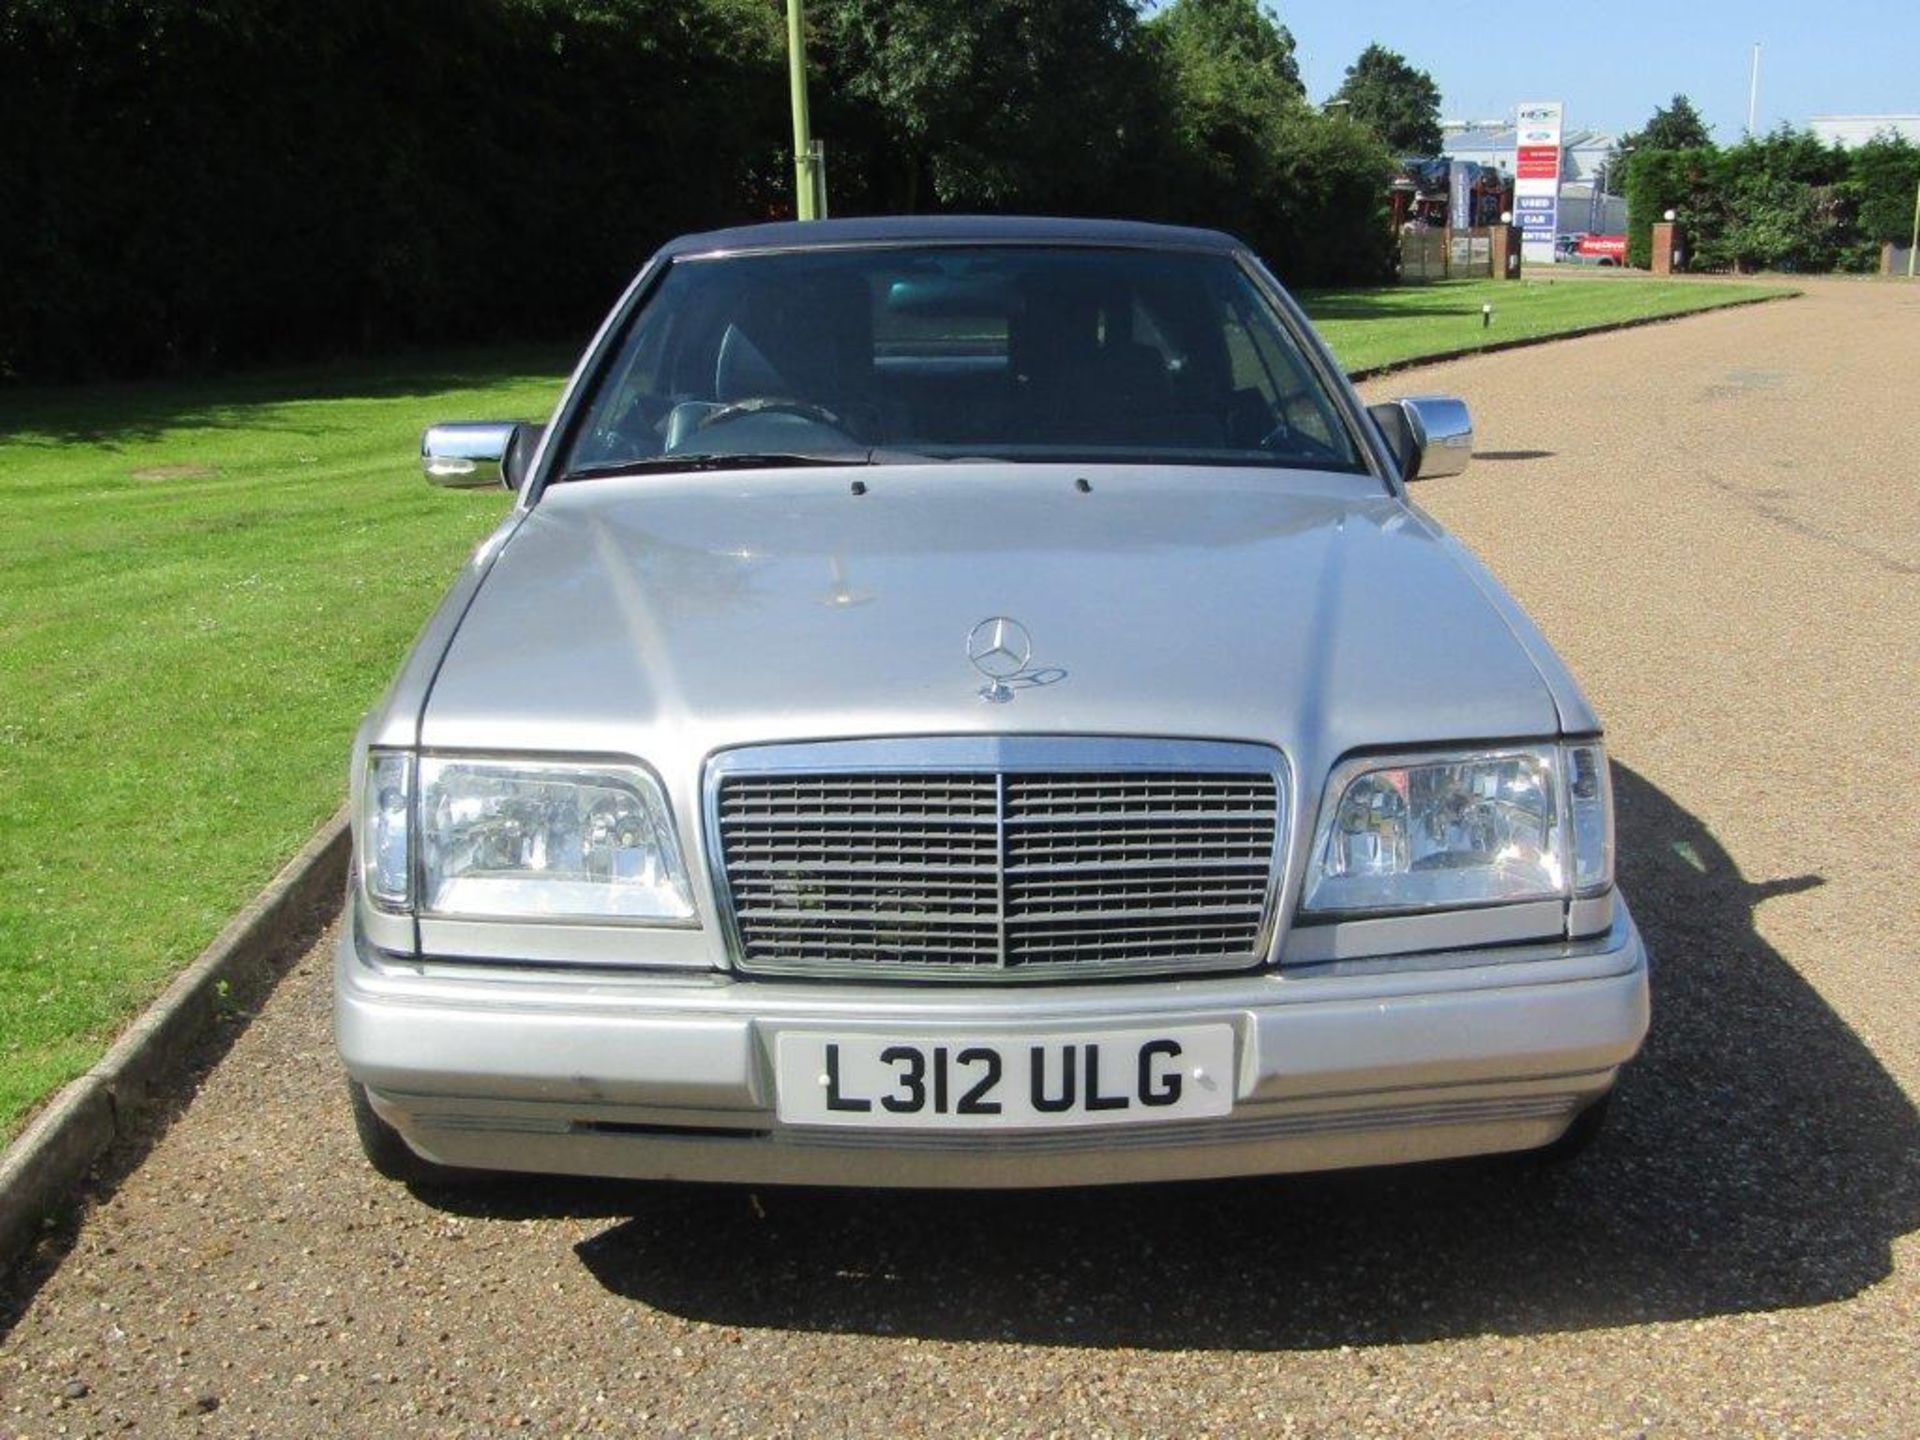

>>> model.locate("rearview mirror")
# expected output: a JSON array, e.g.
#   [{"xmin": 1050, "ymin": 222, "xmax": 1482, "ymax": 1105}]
[
  {"xmin": 885, "ymin": 275, "xmax": 1025, "ymax": 318},
  {"xmin": 421, "ymin": 422, "xmax": 546, "ymax": 490},
  {"xmin": 1367, "ymin": 396, "xmax": 1473, "ymax": 482}
]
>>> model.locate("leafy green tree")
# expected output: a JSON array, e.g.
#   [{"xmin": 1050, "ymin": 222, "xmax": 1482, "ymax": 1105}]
[
  {"xmin": 1621, "ymin": 95, "xmax": 1711, "ymax": 154},
  {"xmin": 1149, "ymin": 0, "xmax": 1304, "ymax": 210},
  {"xmin": 814, "ymin": 0, "xmax": 1388, "ymax": 283},
  {"xmin": 0, "ymin": 0, "xmax": 1405, "ymax": 381},
  {"xmin": 1155, "ymin": 0, "xmax": 1302, "ymax": 101},
  {"xmin": 1608, "ymin": 94, "xmax": 1710, "ymax": 182},
  {"xmin": 1148, "ymin": 0, "xmax": 1393, "ymax": 282},
  {"xmin": 1259, "ymin": 102, "xmax": 1399, "ymax": 283},
  {"xmin": 813, "ymin": 0, "xmax": 1154, "ymax": 212},
  {"xmin": 1330, "ymin": 44, "xmax": 1442, "ymax": 156},
  {"xmin": 1729, "ymin": 125, "xmax": 1852, "ymax": 186},
  {"xmin": 1851, "ymin": 134, "xmax": 1920, "ymax": 245}
]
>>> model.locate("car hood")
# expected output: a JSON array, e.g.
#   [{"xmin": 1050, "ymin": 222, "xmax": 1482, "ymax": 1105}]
[{"xmin": 420, "ymin": 464, "xmax": 1564, "ymax": 793}]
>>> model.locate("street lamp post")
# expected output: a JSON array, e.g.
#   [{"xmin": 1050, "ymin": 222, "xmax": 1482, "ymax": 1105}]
[{"xmin": 787, "ymin": 0, "xmax": 820, "ymax": 220}]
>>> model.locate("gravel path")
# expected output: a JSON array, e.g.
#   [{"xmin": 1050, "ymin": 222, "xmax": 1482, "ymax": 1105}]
[{"xmin": 5, "ymin": 277, "xmax": 1918, "ymax": 1438}]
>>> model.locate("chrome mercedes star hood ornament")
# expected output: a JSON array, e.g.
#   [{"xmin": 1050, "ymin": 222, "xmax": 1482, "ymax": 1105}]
[{"xmin": 966, "ymin": 616, "xmax": 1064, "ymax": 703}]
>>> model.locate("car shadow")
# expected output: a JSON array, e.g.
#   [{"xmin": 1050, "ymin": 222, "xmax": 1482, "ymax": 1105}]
[{"xmin": 429, "ymin": 763, "xmax": 1920, "ymax": 1350}]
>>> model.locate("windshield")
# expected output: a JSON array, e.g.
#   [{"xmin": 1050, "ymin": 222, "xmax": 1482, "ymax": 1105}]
[{"xmin": 559, "ymin": 245, "xmax": 1364, "ymax": 478}]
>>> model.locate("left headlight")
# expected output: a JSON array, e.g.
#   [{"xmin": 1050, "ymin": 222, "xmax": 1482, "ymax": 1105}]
[
  {"xmin": 1302, "ymin": 741, "xmax": 1612, "ymax": 916},
  {"xmin": 361, "ymin": 752, "xmax": 695, "ymax": 924}
]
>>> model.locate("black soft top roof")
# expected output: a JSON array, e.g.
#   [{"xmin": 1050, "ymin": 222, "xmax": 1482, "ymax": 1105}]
[{"xmin": 656, "ymin": 214, "xmax": 1245, "ymax": 260}]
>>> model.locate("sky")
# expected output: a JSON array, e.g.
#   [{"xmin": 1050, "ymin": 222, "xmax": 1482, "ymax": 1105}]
[{"xmin": 1276, "ymin": 0, "xmax": 1917, "ymax": 140}]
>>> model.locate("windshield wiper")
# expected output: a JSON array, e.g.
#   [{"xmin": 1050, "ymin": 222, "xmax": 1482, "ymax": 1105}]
[{"xmin": 559, "ymin": 450, "xmax": 887, "ymax": 482}]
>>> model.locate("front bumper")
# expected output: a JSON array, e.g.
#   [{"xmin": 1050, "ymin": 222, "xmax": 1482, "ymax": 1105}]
[{"xmin": 335, "ymin": 906, "xmax": 1650, "ymax": 1188}]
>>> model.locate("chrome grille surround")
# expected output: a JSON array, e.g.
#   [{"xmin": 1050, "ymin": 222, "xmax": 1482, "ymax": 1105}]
[{"xmin": 704, "ymin": 738, "xmax": 1289, "ymax": 982}]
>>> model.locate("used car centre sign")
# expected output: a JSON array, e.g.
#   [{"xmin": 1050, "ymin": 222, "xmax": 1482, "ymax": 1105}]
[{"xmin": 1514, "ymin": 100, "xmax": 1565, "ymax": 266}]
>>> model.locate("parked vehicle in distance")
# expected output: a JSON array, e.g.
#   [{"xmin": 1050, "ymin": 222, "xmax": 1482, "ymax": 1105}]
[
  {"xmin": 338, "ymin": 215, "xmax": 1649, "ymax": 1190},
  {"xmin": 1557, "ymin": 232, "xmax": 1628, "ymax": 266}
]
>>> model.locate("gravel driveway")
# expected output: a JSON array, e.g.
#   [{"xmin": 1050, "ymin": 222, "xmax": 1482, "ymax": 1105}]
[{"xmin": 5, "ymin": 277, "xmax": 1918, "ymax": 1438}]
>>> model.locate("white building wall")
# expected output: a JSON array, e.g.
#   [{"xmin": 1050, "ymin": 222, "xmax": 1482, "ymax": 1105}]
[
  {"xmin": 1560, "ymin": 185, "xmax": 1629, "ymax": 234},
  {"xmin": 1440, "ymin": 126, "xmax": 1619, "ymax": 186},
  {"xmin": 1809, "ymin": 115, "xmax": 1920, "ymax": 148}
]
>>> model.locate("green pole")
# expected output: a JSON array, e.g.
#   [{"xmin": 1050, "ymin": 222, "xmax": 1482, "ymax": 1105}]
[
  {"xmin": 1908, "ymin": 176, "xmax": 1918, "ymax": 279},
  {"xmin": 787, "ymin": 0, "xmax": 817, "ymax": 220}
]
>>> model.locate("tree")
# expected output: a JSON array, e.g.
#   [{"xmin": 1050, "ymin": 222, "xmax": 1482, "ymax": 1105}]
[
  {"xmin": 1154, "ymin": 0, "xmax": 1302, "ymax": 101},
  {"xmin": 1330, "ymin": 44, "xmax": 1442, "ymax": 156},
  {"xmin": 1149, "ymin": 0, "xmax": 1304, "ymax": 210},
  {"xmin": 1610, "ymin": 94, "xmax": 1711, "ymax": 179},
  {"xmin": 1851, "ymin": 133, "xmax": 1920, "ymax": 245},
  {"xmin": 813, "ymin": 0, "xmax": 1154, "ymax": 213},
  {"xmin": 0, "ymin": 0, "xmax": 1405, "ymax": 381},
  {"xmin": 1148, "ymin": 0, "xmax": 1393, "ymax": 283},
  {"xmin": 1632, "ymin": 94, "xmax": 1712, "ymax": 151}
]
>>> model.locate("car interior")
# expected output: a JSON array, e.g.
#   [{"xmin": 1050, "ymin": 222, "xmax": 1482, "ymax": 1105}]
[{"xmin": 567, "ymin": 247, "xmax": 1359, "ymax": 473}]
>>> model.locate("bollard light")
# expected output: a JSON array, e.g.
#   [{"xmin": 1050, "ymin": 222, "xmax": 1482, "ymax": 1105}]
[{"xmin": 1482, "ymin": 303, "xmax": 1493, "ymax": 329}]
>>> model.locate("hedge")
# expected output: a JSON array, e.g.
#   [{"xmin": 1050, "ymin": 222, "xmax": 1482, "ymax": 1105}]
[
  {"xmin": 0, "ymin": 0, "xmax": 1399, "ymax": 385},
  {"xmin": 1626, "ymin": 127, "xmax": 1918, "ymax": 274},
  {"xmin": 0, "ymin": 0, "xmax": 795, "ymax": 382}
]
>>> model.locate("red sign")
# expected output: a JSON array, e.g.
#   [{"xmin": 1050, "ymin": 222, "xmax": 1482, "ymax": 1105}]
[
  {"xmin": 1516, "ymin": 145, "xmax": 1560, "ymax": 181},
  {"xmin": 1576, "ymin": 234, "xmax": 1628, "ymax": 259}
]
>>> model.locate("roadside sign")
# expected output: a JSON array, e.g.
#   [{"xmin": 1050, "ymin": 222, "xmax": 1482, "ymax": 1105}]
[{"xmin": 1514, "ymin": 101, "xmax": 1564, "ymax": 266}]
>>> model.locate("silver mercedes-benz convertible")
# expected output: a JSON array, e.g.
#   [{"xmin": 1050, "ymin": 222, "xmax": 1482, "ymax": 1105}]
[{"xmin": 336, "ymin": 216, "xmax": 1648, "ymax": 1188}]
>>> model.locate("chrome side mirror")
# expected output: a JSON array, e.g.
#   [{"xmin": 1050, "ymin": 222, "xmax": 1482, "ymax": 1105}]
[
  {"xmin": 1399, "ymin": 395, "xmax": 1474, "ymax": 480},
  {"xmin": 1368, "ymin": 396, "xmax": 1474, "ymax": 482},
  {"xmin": 422, "ymin": 422, "xmax": 519, "ymax": 489}
]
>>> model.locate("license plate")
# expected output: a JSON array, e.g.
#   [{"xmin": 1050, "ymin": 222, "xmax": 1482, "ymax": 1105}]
[{"xmin": 774, "ymin": 1025, "xmax": 1234, "ymax": 1130}]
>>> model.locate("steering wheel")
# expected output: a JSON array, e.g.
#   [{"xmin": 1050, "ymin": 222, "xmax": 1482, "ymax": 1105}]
[
  {"xmin": 1259, "ymin": 418, "xmax": 1344, "ymax": 463},
  {"xmin": 697, "ymin": 396, "xmax": 847, "ymax": 433}
]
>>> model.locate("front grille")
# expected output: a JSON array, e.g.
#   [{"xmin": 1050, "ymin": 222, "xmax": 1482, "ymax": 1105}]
[{"xmin": 710, "ymin": 743, "xmax": 1284, "ymax": 980}]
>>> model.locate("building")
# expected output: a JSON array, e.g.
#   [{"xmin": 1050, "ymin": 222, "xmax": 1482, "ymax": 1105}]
[
  {"xmin": 1560, "ymin": 183, "xmax": 1628, "ymax": 236},
  {"xmin": 1441, "ymin": 120, "xmax": 1622, "ymax": 188},
  {"xmin": 1809, "ymin": 115, "xmax": 1920, "ymax": 148},
  {"xmin": 1438, "ymin": 120, "xmax": 1626, "ymax": 236}
]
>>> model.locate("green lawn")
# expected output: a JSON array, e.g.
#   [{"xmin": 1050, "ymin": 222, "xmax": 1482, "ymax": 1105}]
[
  {"xmin": 0, "ymin": 276, "xmax": 1790, "ymax": 1141},
  {"xmin": 0, "ymin": 351, "xmax": 565, "ymax": 1137},
  {"xmin": 1304, "ymin": 276, "xmax": 1789, "ymax": 374}
]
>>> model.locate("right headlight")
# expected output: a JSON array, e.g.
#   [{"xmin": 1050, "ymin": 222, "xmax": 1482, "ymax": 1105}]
[
  {"xmin": 360, "ymin": 751, "xmax": 696, "ymax": 925},
  {"xmin": 1301, "ymin": 741, "xmax": 1612, "ymax": 916}
]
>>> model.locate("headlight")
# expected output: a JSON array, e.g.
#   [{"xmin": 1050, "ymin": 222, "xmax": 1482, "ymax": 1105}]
[
  {"xmin": 361, "ymin": 752, "xmax": 695, "ymax": 924},
  {"xmin": 1302, "ymin": 742, "xmax": 1612, "ymax": 916}
]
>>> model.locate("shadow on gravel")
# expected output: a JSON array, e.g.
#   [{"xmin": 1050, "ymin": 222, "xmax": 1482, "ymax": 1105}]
[
  {"xmin": 433, "ymin": 764, "xmax": 1920, "ymax": 1350},
  {"xmin": 0, "ymin": 898, "xmax": 344, "ymax": 1333}
]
